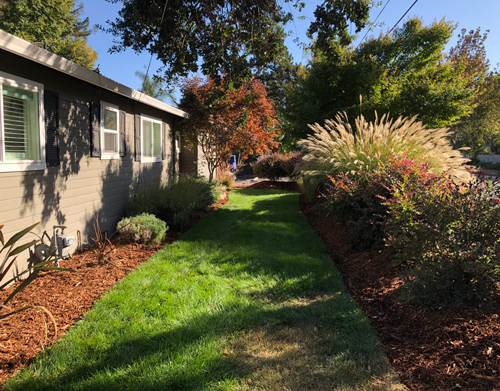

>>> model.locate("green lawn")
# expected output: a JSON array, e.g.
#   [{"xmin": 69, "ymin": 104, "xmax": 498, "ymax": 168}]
[{"xmin": 4, "ymin": 189, "xmax": 403, "ymax": 391}]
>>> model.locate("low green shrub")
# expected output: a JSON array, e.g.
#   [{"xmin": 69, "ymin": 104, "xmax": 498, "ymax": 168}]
[
  {"xmin": 127, "ymin": 175, "xmax": 220, "ymax": 229},
  {"xmin": 384, "ymin": 177, "xmax": 500, "ymax": 307},
  {"xmin": 252, "ymin": 153, "xmax": 302, "ymax": 181},
  {"xmin": 117, "ymin": 213, "xmax": 168, "ymax": 245}
]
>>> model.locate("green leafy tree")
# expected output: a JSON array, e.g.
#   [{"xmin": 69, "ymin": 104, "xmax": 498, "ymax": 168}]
[
  {"xmin": 0, "ymin": 0, "xmax": 97, "ymax": 69},
  {"xmin": 107, "ymin": 0, "xmax": 293, "ymax": 86},
  {"xmin": 447, "ymin": 28, "xmax": 500, "ymax": 155},
  {"xmin": 284, "ymin": 17, "xmax": 481, "ymax": 147},
  {"xmin": 308, "ymin": 0, "xmax": 372, "ymax": 58},
  {"xmin": 106, "ymin": 0, "xmax": 375, "ymax": 87},
  {"xmin": 452, "ymin": 73, "xmax": 500, "ymax": 155}
]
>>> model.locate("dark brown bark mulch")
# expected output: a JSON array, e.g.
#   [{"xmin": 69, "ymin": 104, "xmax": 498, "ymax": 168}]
[{"xmin": 299, "ymin": 192, "xmax": 500, "ymax": 391}]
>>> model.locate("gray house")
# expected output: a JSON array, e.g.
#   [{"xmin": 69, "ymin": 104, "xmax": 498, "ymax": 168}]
[{"xmin": 0, "ymin": 30, "xmax": 189, "ymax": 281}]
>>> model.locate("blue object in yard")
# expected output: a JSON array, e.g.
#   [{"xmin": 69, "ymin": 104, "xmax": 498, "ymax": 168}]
[{"xmin": 229, "ymin": 155, "xmax": 237, "ymax": 172}]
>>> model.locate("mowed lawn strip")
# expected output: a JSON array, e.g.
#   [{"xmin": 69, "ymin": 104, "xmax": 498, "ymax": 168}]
[{"xmin": 4, "ymin": 189, "xmax": 403, "ymax": 391}]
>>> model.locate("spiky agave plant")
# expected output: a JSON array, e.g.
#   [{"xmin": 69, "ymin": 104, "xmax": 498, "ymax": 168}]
[{"xmin": 295, "ymin": 112, "xmax": 471, "ymax": 200}]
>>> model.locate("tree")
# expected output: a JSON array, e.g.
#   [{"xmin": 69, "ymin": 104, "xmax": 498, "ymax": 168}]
[
  {"xmin": 448, "ymin": 27, "xmax": 490, "ymax": 91},
  {"xmin": 447, "ymin": 28, "xmax": 500, "ymax": 155},
  {"xmin": 106, "ymin": 0, "xmax": 292, "ymax": 86},
  {"xmin": 308, "ymin": 0, "xmax": 372, "ymax": 58},
  {"xmin": 106, "ymin": 0, "xmax": 376, "ymax": 86},
  {"xmin": 283, "ymin": 17, "xmax": 481, "ymax": 147},
  {"xmin": 254, "ymin": 45, "xmax": 299, "ymax": 110},
  {"xmin": 452, "ymin": 73, "xmax": 500, "ymax": 155},
  {"xmin": 134, "ymin": 66, "xmax": 177, "ymax": 103},
  {"xmin": 179, "ymin": 77, "xmax": 280, "ymax": 181},
  {"xmin": 0, "ymin": 0, "xmax": 97, "ymax": 69}
]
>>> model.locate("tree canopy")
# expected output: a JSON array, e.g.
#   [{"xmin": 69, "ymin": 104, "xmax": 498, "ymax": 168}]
[
  {"xmin": 0, "ymin": 0, "xmax": 97, "ymax": 69},
  {"xmin": 106, "ymin": 0, "xmax": 374, "ymax": 86},
  {"xmin": 179, "ymin": 77, "xmax": 280, "ymax": 180},
  {"xmin": 447, "ymin": 28, "xmax": 500, "ymax": 155},
  {"xmin": 283, "ymin": 17, "xmax": 483, "ymax": 147}
]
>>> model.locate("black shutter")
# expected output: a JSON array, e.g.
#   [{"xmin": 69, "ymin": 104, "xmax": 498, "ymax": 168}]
[
  {"xmin": 90, "ymin": 101, "xmax": 101, "ymax": 157},
  {"xmin": 161, "ymin": 122, "xmax": 166, "ymax": 160},
  {"xmin": 44, "ymin": 90, "xmax": 59, "ymax": 166},
  {"xmin": 134, "ymin": 114, "xmax": 141, "ymax": 162},
  {"xmin": 119, "ymin": 110, "xmax": 126, "ymax": 157}
]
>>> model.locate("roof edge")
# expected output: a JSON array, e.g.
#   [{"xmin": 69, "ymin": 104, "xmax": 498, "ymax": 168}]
[{"xmin": 0, "ymin": 30, "xmax": 188, "ymax": 119}]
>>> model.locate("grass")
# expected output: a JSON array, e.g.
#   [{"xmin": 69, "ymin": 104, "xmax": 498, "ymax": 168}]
[{"xmin": 4, "ymin": 189, "xmax": 403, "ymax": 391}]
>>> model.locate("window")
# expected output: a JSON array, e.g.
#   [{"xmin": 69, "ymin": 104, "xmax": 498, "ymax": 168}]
[
  {"xmin": 141, "ymin": 115, "xmax": 162, "ymax": 163},
  {"xmin": 101, "ymin": 102, "xmax": 120, "ymax": 159},
  {"xmin": 0, "ymin": 72, "xmax": 45, "ymax": 172}
]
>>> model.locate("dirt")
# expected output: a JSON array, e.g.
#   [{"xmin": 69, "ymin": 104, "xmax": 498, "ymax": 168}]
[{"xmin": 0, "ymin": 182, "xmax": 499, "ymax": 390}]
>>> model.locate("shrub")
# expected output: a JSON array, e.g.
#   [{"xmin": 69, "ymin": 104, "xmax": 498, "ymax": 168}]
[
  {"xmin": 252, "ymin": 153, "xmax": 302, "ymax": 181},
  {"xmin": 320, "ymin": 150, "xmax": 436, "ymax": 249},
  {"xmin": 296, "ymin": 111, "xmax": 471, "ymax": 201},
  {"xmin": 281, "ymin": 152, "xmax": 303, "ymax": 178},
  {"xmin": 384, "ymin": 177, "xmax": 500, "ymax": 307},
  {"xmin": 216, "ymin": 170, "xmax": 234, "ymax": 188},
  {"xmin": 117, "ymin": 213, "xmax": 168, "ymax": 245},
  {"xmin": 127, "ymin": 175, "xmax": 220, "ymax": 229}
]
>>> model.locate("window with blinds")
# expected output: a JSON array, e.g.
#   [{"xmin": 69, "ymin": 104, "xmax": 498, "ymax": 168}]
[
  {"xmin": 3, "ymin": 85, "xmax": 40, "ymax": 161},
  {"xmin": 141, "ymin": 116, "xmax": 162, "ymax": 162},
  {"xmin": 0, "ymin": 71, "xmax": 44, "ymax": 172}
]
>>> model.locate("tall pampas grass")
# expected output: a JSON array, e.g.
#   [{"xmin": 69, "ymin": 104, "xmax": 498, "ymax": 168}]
[{"xmin": 296, "ymin": 112, "xmax": 471, "ymax": 200}]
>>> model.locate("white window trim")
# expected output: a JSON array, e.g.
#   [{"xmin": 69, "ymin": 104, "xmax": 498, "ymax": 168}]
[
  {"xmin": 100, "ymin": 101, "xmax": 120, "ymax": 160},
  {"xmin": 0, "ymin": 71, "xmax": 46, "ymax": 172},
  {"xmin": 140, "ymin": 114, "xmax": 163, "ymax": 163}
]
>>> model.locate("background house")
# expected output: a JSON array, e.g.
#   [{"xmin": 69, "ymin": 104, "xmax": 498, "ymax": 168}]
[
  {"xmin": 179, "ymin": 137, "xmax": 211, "ymax": 178},
  {"xmin": 0, "ymin": 30, "xmax": 189, "ymax": 282}
]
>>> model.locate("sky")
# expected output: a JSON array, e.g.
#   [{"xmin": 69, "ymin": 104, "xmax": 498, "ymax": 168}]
[{"xmin": 81, "ymin": 0, "xmax": 500, "ymax": 101}]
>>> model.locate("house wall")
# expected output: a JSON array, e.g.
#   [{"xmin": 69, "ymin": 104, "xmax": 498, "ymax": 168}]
[
  {"xmin": 179, "ymin": 137, "xmax": 212, "ymax": 179},
  {"xmin": 0, "ymin": 49, "xmax": 179, "ymax": 282},
  {"xmin": 179, "ymin": 137, "xmax": 198, "ymax": 176}
]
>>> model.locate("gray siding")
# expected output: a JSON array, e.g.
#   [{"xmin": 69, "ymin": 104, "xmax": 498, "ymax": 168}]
[
  {"xmin": 180, "ymin": 137, "xmax": 198, "ymax": 175},
  {"xmin": 0, "ymin": 51, "xmax": 179, "ymax": 283},
  {"xmin": 179, "ymin": 137, "xmax": 211, "ymax": 178}
]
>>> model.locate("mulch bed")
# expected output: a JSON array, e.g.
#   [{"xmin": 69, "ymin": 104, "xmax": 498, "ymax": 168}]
[
  {"xmin": 1, "ymin": 183, "xmax": 499, "ymax": 390},
  {"xmin": 299, "ymin": 192, "xmax": 500, "ymax": 391}
]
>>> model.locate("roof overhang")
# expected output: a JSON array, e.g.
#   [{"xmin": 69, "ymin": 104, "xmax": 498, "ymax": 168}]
[{"xmin": 0, "ymin": 30, "xmax": 188, "ymax": 119}]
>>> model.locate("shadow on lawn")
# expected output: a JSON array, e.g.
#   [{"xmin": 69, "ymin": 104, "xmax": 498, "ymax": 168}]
[
  {"xmin": 14, "ymin": 300, "xmax": 382, "ymax": 391},
  {"xmin": 183, "ymin": 190, "xmax": 339, "ymax": 301},
  {"xmin": 7, "ymin": 189, "xmax": 397, "ymax": 391}
]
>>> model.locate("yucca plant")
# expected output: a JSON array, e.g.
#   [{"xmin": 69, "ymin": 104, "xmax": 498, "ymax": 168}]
[
  {"xmin": 0, "ymin": 223, "xmax": 73, "ymax": 341},
  {"xmin": 295, "ymin": 112, "xmax": 471, "ymax": 200}
]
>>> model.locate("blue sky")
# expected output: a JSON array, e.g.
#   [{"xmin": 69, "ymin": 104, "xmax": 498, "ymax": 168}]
[{"xmin": 81, "ymin": 0, "xmax": 500, "ymax": 99}]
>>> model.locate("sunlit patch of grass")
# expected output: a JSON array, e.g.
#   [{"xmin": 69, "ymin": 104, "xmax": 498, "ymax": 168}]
[
  {"xmin": 230, "ymin": 324, "xmax": 403, "ymax": 391},
  {"xmin": 4, "ymin": 189, "xmax": 402, "ymax": 391}
]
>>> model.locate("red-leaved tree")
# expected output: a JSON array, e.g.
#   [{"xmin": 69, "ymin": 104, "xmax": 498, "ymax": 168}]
[{"xmin": 179, "ymin": 77, "xmax": 280, "ymax": 180}]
